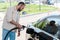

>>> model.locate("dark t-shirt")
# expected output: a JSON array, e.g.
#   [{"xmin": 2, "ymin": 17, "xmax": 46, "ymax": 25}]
[{"xmin": 43, "ymin": 24, "xmax": 58, "ymax": 35}]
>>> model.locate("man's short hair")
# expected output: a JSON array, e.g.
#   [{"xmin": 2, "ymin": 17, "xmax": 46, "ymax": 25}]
[
  {"xmin": 50, "ymin": 20, "xmax": 55, "ymax": 25},
  {"xmin": 18, "ymin": 2, "xmax": 25, "ymax": 5}
]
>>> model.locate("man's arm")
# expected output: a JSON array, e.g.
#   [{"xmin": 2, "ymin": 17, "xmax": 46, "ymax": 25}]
[
  {"xmin": 9, "ymin": 20, "xmax": 22, "ymax": 28},
  {"xmin": 10, "ymin": 20, "xmax": 21, "ymax": 37}
]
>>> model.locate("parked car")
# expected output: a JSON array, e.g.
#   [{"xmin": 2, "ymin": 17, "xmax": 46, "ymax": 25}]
[{"xmin": 26, "ymin": 15, "xmax": 60, "ymax": 40}]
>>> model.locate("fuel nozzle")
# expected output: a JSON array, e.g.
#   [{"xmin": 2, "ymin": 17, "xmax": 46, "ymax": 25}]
[{"xmin": 22, "ymin": 25, "xmax": 26, "ymax": 29}]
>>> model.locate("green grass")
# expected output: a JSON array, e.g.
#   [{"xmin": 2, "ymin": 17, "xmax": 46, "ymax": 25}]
[
  {"xmin": 0, "ymin": 2, "xmax": 18, "ymax": 12},
  {"xmin": 24, "ymin": 4, "xmax": 58, "ymax": 14},
  {"xmin": 0, "ymin": 2, "xmax": 58, "ymax": 14}
]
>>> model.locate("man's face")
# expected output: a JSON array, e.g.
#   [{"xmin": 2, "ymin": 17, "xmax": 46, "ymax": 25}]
[{"xmin": 17, "ymin": 4, "xmax": 25, "ymax": 12}]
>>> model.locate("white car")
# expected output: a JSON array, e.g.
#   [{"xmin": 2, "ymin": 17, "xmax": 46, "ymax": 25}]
[{"xmin": 26, "ymin": 15, "xmax": 60, "ymax": 40}]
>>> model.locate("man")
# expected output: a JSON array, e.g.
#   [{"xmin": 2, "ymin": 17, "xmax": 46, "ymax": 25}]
[
  {"xmin": 43, "ymin": 20, "xmax": 58, "ymax": 35},
  {"xmin": 2, "ymin": 2, "xmax": 25, "ymax": 40}
]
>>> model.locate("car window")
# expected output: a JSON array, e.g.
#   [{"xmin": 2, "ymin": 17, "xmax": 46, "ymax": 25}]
[
  {"xmin": 47, "ymin": 17, "xmax": 60, "ymax": 25},
  {"xmin": 33, "ymin": 16, "xmax": 60, "ymax": 29},
  {"xmin": 33, "ymin": 19, "xmax": 48, "ymax": 29}
]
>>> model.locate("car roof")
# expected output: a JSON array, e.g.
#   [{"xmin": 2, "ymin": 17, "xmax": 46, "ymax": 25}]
[{"xmin": 37, "ymin": 15, "xmax": 60, "ymax": 22}]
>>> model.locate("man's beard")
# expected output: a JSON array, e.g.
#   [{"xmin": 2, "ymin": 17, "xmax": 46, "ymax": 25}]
[{"xmin": 17, "ymin": 9, "xmax": 21, "ymax": 12}]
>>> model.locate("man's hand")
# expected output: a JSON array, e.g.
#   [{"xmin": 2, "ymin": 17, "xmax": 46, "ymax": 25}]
[
  {"xmin": 17, "ymin": 24, "xmax": 22, "ymax": 37},
  {"xmin": 16, "ymin": 24, "xmax": 22, "ymax": 29},
  {"xmin": 17, "ymin": 32, "xmax": 20, "ymax": 37}
]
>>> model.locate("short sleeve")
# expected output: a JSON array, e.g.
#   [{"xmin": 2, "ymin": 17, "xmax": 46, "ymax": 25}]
[{"xmin": 6, "ymin": 7, "xmax": 14, "ymax": 22}]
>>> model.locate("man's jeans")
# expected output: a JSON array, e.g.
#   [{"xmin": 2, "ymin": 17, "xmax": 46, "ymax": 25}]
[{"xmin": 2, "ymin": 29, "xmax": 16, "ymax": 40}]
